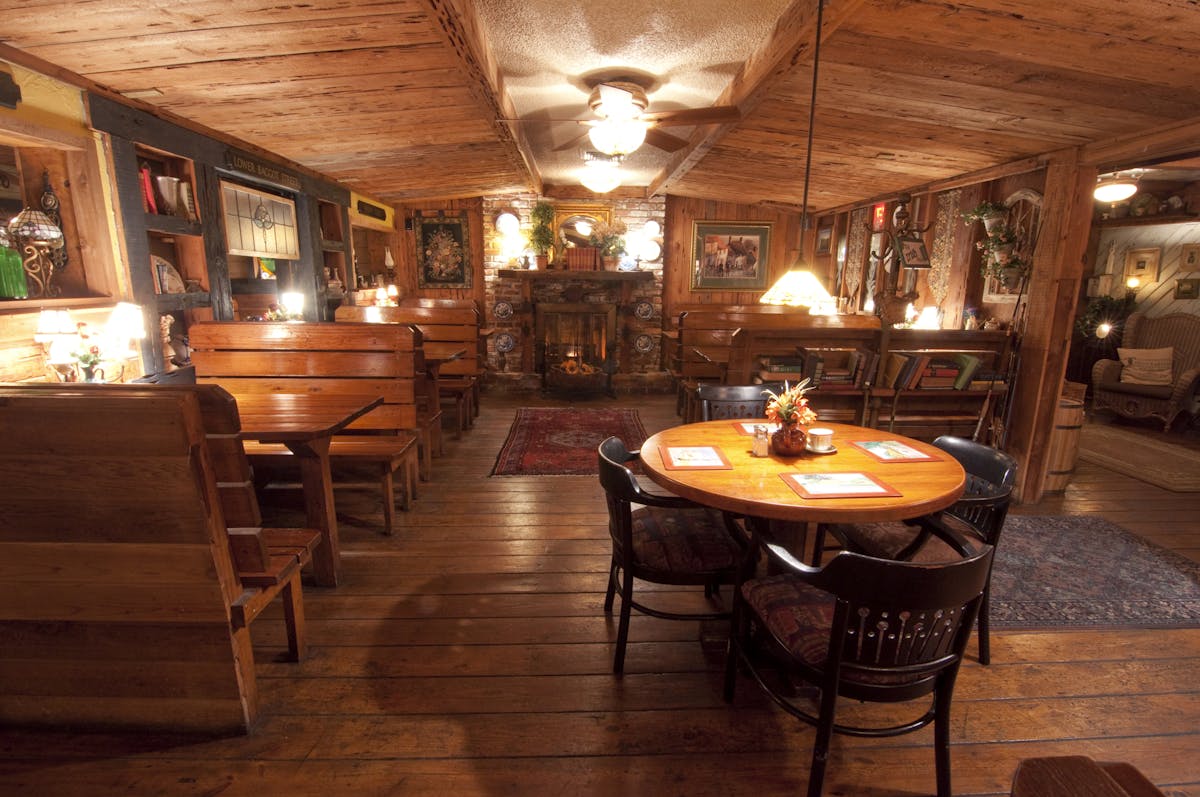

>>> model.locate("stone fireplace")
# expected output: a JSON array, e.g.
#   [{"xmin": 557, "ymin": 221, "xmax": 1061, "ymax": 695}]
[{"xmin": 489, "ymin": 268, "xmax": 664, "ymax": 393}]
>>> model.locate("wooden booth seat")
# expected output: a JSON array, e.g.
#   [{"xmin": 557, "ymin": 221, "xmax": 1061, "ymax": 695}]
[
  {"xmin": 0, "ymin": 387, "xmax": 319, "ymax": 734},
  {"xmin": 337, "ymin": 302, "xmax": 484, "ymax": 439},
  {"xmin": 189, "ymin": 321, "xmax": 421, "ymax": 536}
]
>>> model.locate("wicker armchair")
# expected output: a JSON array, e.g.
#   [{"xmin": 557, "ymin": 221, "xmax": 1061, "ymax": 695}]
[{"xmin": 1091, "ymin": 312, "xmax": 1200, "ymax": 431}]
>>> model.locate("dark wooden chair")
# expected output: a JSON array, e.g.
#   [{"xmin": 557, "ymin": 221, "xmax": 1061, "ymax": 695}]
[
  {"xmin": 1010, "ymin": 755, "xmax": 1166, "ymax": 796},
  {"xmin": 696, "ymin": 382, "xmax": 785, "ymax": 421},
  {"xmin": 597, "ymin": 436, "xmax": 744, "ymax": 675},
  {"xmin": 827, "ymin": 435, "xmax": 1017, "ymax": 664},
  {"xmin": 723, "ymin": 530, "xmax": 993, "ymax": 797}
]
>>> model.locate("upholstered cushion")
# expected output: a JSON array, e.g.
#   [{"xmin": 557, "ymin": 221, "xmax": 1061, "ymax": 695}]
[
  {"xmin": 741, "ymin": 575, "xmax": 920, "ymax": 686},
  {"xmin": 1118, "ymin": 347, "xmax": 1173, "ymax": 385},
  {"xmin": 1096, "ymin": 380, "xmax": 1175, "ymax": 399},
  {"xmin": 630, "ymin": 505, "xmax": 741, "ymax": 573},
  {"xmin": 834, "ymin": 521, "xmax": 963, "ymax": 563}
]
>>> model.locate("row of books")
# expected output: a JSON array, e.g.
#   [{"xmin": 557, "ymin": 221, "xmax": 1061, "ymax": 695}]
[
  {"xmin": 757, "ymin": 347, "xmax": 880, "ymax": 389},
  {"xmin": 879, "ymin": 351, "xmax": 1004, "ymax": 391}
]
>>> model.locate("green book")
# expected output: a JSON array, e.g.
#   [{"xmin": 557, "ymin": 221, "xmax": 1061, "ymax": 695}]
[{"xmin": 952, "ymin": 353, "xmax": 983, "ymax": 389}]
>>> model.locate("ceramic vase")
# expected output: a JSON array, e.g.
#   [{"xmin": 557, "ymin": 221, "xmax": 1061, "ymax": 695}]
[{"xmin": 771, "ymin": 425, "xmax": 807, "ymax": 457}]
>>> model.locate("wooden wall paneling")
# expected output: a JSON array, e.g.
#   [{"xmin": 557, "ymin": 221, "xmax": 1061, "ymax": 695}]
[{"xmin": 1004, "ymin": 152, "xmax": 1096, "ymax": 502}]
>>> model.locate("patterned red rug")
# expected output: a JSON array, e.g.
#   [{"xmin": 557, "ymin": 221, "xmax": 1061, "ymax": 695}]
[{"xmin": 491, "ymin": 407, "xmax": 647, "ymax": 476}]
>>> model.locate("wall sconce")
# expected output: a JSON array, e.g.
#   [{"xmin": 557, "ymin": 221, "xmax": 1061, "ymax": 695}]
[
  {"xmin": 280, "ymin": 291, "xmax": 305, "ymax": 318},
  {"xmin": 494, "ymin": 210, "xmax": 520, "ymax": 236},
  {"xmin": 7, "ymin": 208, "xmax": 64, "ymax": 298},
  {"xmin": 104, "ymin": 302, "xmax": 147, "ymax": 359},
  {"xmin": 1125, "ymin": 276, "xmax": 1141, "ymax": 291}
]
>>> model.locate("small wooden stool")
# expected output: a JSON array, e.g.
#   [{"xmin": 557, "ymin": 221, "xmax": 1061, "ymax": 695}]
[{"xmin": 1010, "ymin": 756, "xmax": 1165, "ymax": 797}]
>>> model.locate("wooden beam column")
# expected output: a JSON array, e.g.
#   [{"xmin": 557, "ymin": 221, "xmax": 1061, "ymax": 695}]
[{"xmin": 1004, "ymin": 151, "xmax": 1096, "ymax": 503}]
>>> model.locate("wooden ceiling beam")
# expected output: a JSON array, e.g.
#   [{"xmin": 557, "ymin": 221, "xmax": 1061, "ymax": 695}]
[
  {"xmin": 647, "ymin": 0, "xmax": 869, "ymax": 198},
  {"xmin": 1080, "ymin": 114, "xmax": 1200, "ymax": 170},
  {"xmin": 419, "ymin": 0, "xmax": 541, "ymax": 196}
]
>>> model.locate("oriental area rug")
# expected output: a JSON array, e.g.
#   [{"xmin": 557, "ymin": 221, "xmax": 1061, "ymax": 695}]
[
  {"xmin": 989, "ymin": 515, "xmax": 1200, "ymax": 629},
  {"xmin": 1077, "ymin": 423, "xmax": 1200, "ymax": 492},
  {"xmin": 491, "ymin": 407, "xmax": 647, "ymax": 476}
]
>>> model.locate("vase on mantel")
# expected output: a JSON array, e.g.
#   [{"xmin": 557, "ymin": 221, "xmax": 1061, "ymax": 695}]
[
  {"xmin": 602, "ymin": 255, "xmax": 620, "ymax": 271},
  {"xmin": 771, "ymin": 425, "xmax": 807, "ymax": 457}
]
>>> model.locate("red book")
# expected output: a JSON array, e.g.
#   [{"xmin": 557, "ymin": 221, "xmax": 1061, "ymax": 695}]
[{"xmin": 139, "ymin": 165, "xmax": 158, "ymax": 214}]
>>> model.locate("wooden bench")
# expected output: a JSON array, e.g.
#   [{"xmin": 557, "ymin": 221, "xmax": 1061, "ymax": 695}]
[
  {"xmin": 337, "ymin": 303, "xmax": 484, "ymax": 439},
  {"xmin": 0, "ymin": 388, "xmax": 310, "ymax": 733},
  {"xmin": 189, "ymin": 321, "xmax": 421, "ymax": 536},
  {"xmin": 0, "ymin": 381, "xmax": 320, "ymax": 663}
]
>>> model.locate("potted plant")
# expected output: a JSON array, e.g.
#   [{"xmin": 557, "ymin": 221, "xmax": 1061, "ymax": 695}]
[
  {"xmin": 587, "ymin": 219, "xmax": 628, "ymax": 269},
  {"xmin": 529, "ymin": 201, "xmax": 555, "ymax": 269},
  {"xmin": 962, "ymin": 200, "xmax": 1008, "ymax": 233},
  {"xmin": 976, "ymin": 224, "xmax": 1030, "ymax": 286}
]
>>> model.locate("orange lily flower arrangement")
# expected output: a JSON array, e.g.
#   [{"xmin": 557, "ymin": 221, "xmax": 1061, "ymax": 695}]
[{"xmin": 763, "ymin": 379, "xmax": 818, "ymax": 428}]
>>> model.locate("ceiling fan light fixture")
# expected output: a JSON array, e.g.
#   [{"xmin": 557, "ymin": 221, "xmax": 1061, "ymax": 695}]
[
  {"xmin": 587, "ymin": 118, "xmax": 648, "ymax": 156},
  {"xmin": 1094, "ymin": 172, "xmax": 1138, "ymax": 203},
  {"xmin": 579, "ymin": 158, "xmax": 621, "ymax": 194}
]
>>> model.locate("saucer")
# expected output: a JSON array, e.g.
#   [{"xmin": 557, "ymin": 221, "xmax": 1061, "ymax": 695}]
[{"xmin": 806, "ymin": 443, "xmax": 837, "ymax": 455}]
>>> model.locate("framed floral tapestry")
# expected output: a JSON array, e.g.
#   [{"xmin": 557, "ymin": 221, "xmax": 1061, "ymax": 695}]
[{"xmin": 416, "ymin": 213, "xmax": 471, "ymax": 288}]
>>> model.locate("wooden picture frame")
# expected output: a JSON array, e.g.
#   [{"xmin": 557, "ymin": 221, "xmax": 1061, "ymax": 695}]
[
  {"xmin": 415, "ymin": 212, "xmax": 472, "ymax": 289},
  {"xmin": 1180, "ymin": 243, "xmax": 1200, "ymax": 272},
  {"xmin": 897, "ymin": 235, "xmax": 930, "ymax": 269},
  {"xmin": 815, "ymin": 226, "xmax": 833, "ymax": 255},
  {"xmin": 1124, "ymin": 247, "xmax": 1161, "ymax": 283},
  {"xmin": 691, "ymin": 221, "xmax": 772, "ymax": 291},
  {"xmin": 1175, "ymin": 278, "xmax": 1200, "ymax": 300}
]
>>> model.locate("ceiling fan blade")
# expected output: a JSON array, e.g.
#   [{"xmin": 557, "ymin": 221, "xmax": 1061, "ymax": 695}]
[
  {"xmin": 644, "ymin": 127, "xmax": 688, "ymax": 153},
  {"xmin": 642, "ymin": 105, "xmax": 741, "ymax": 126},
  {"xmin": 553, "ymin": 129, "xmax": 591, "ymax": 152}
]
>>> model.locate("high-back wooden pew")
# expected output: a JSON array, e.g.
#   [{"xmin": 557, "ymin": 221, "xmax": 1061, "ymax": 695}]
[
  {"xmin": 0, "ymin": 389, "xmax": 291, "ymax": 733},
  {"xmin": 337, "ymin": 303, "xmax": 483, "ymax": 437},
  {"xmin": 188, "ymin": 321, "xmax": 421, "ymax": 535}
]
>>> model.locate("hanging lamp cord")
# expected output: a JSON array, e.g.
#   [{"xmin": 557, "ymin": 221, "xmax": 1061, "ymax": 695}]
[{"xmin": 799, "ymin": 0, "xmax": 825, "ymax": 236}]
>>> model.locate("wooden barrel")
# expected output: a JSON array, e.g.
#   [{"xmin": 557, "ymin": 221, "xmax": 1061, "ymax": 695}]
[{"xmin": 1044, "ymin": 398, "xmax": 1085, "ymax": 492}]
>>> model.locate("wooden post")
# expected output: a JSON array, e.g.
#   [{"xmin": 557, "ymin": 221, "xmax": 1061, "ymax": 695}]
[{"xmin": 1003, "ymin": 151, "xmax": 1096, "ymax": 502}]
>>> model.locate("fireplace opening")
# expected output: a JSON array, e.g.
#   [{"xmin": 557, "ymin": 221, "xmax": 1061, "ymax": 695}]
[{"xmin": 535, "ymin": 302, "xmax": 617, "ymax": 396}]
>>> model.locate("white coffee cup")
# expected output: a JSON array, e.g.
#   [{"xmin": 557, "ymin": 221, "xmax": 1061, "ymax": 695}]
[{"xmin": 807, "ymin": 427, "xmax": 834, "ymax": 451}]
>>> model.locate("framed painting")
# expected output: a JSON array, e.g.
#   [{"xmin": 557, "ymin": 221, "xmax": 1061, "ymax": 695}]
[
  {"xmin": 416, "ymin": 212, "xmax": 471, "ymax": 288},
  {"xmin": 897, "ymin": 235, "xmax": 930, "ymax": 269},
  {"xmin": 1124, "ymin": 247, "xmax": 1160, "ymax": 283},
  {"xmin": 691, "ymin": 221, "xmax": 772, "ymax": 291},
  {"xmin": 815, "ymin": 226, "xmax": 833, "ymax": 255},
  {"xmin": 1180, "ymin": 243, "xmax": 1200, "ymax": 272},
  {"xmin": 1175, "ymin": 278, "xmax": 1200, "ymax": 300}
]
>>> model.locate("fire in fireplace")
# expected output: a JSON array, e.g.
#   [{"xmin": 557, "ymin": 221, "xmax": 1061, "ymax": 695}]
[{"xmin": 535, "ymin": 302, "xmax": 617, "ymax": 396}]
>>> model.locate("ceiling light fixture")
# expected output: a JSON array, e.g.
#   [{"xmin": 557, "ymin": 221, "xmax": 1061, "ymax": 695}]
[
  {"xmin": 760, "ymin": 0, "xmax": 830, "ymax": 311},
  {"xmin": 579, "ymin": 152, "xmax": 622, "ymax": 194},
  {"xmin": 587, "ymin": 118, "xmax": 648, "ymax": 157},
  {"xmin": 1094, "ymin": 171, "xmax": 1139, "ymax": 203}
]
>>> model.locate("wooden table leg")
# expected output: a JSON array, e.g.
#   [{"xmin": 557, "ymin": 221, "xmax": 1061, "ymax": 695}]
[{"xmin": 288, "ymin": 437, "xmax": 340, "ymax": 587}]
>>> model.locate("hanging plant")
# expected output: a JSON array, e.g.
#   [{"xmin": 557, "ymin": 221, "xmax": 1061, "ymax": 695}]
[
  {"xmin": 962, "ymin": 201, "xmax": 1008, "ymax": 226},
  {"xmin": 975, "ymin": 223, "xmax": 1030, "ymax": 282}
]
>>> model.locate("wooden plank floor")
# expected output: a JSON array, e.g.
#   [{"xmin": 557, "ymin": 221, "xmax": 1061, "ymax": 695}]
[{"xmin": 1, "ymin": 391, "xmax": 1198, "ymax": 796}]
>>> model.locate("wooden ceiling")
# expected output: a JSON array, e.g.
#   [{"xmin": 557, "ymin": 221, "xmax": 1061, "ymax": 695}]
[{"xmin": 4, "ymin": 0, "xmax": 1200, "ymax": 212}]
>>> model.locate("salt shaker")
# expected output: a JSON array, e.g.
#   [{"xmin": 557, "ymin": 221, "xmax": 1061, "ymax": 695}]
[{"xmin": 751, "ymin": 424, "xmax": 770, "ymax": 457}]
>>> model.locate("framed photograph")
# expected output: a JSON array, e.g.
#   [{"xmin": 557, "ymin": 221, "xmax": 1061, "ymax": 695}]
[
  {"xmin": 1124, "ymin": 247, "xmax": 1161, "ymax": 283},
  {"xmin": 897, "ymin": 235, "xmax": 931, "ymax": 269},
  {"xmin": 416, "ymin": 212, "xmax": 472, "ymax": 289},
  {"xmin": 691, "ymin": 221, "xmax": 772, "ymax": 291},
  {"xmin": 1180, "ymin": 243, "xmax": 1200, "ymax": 272},
  {"xmin": 1175, "ymin": 278, "xmax": 1200, "ymax": 300},
  {"xmin": 815, "ymin": 226, "xmax": 833, "ymax": 255}
]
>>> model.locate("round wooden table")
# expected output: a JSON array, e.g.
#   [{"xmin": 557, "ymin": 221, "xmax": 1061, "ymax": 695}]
[{"xmin": 639, "ymin": 420, "xmax": 965, "ymax": 524}]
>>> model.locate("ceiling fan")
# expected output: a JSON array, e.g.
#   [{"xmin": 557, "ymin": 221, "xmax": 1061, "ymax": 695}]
[{"xmin": 504, "ymin": 80, "xmax": 740, "ymax": 155}]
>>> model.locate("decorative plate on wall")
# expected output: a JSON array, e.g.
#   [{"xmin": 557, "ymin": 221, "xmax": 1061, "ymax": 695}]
[
  {"xmin": 493, "ymin": 300, "xmax": 514, "ymax": 320},
  {"xmin": 633, "ymin": 300, "xmax": 655, "ymax": 320},
  {"xmin": 634, "ymin": 333, "xmax": 655, "ymax": 353},
  {"xmin": 494, "ymin": 332, "xmax": 517, "ymax": 353}
]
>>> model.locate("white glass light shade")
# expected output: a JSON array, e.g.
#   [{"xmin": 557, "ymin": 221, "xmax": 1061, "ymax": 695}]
[
  {"xmin": 34, "ymin": 309, "xmax": 74, "ymax": 341},
  {"xmin": 579, "ymin": 160, "xmax": 621, "ymax": 194},
  {"xmin": 587, "ymin": 119, "xmax": 647, "ymax": 156},
  {"xmin": 638, "ymin": 239, "xmax": 662, "ymax": 262},
  {"xmin": 1095, "ymin": 322, "xmax": 1113, "ymax": 339},
  {"xmin": 105, "ymin": 302, "xmax": 147, "ymax": 355},
  {"xmin": 1094, "ymin": 177, "xmax": 1138, "ymax": 203},
  {"xmin": 494, "ymin": 212, "xmax": 520, "ymax": 235},
  {"xmin": 573, "ymin": 220, "xmax": 593, "ymax": 237},
  {"xmin": 759, "ymin": 270, "xmax": 835, "ymax": 314},
  {"xmin": 384, "ymin": 247, "xmax": 395, "ymax": 268},
  {"xmin": 281, "ymin": 291, "xmax": 305, "ymax": 317}
]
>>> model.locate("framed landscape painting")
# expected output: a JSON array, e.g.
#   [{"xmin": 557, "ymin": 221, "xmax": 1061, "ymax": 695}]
[
  {"xmin": 1124, "ymin": 246, "xmax": 1161, "ymax": 284},
  {"xmin": 416, "ymin": 212, "xmax": 472, "ymax": 289},
  {"xmin": 691, "ymin": 221, "xmax": 772, "ymax": 291}
]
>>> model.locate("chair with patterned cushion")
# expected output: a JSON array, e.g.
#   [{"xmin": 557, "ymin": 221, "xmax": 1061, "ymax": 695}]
[
  {"xmin": 598, "ymin": 436, "xmax": 745, "ymax": 675},
  {"xmin": 695, "ymin": 382, "xmax": 785, "ymax": 422},
  {"xmin": 825, "ymin": 435, "xmax": 1016, "ymax": 665},
  {"xmin": 1092, "ymin": 311, "xmax": 1200, "ymax": 431},
  {"xmin": 723, "ymin": 530, "xmax": 993, "ymax": 797}
]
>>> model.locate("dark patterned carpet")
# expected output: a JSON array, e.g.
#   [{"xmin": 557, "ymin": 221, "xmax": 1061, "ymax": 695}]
[
  {"xmin": 989, "ymin": 515, "xmax": 1200, "ymax": 629},
  {"xmin": 491, "ymin": 407, "xmax": 647, "ymax": 476}
]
